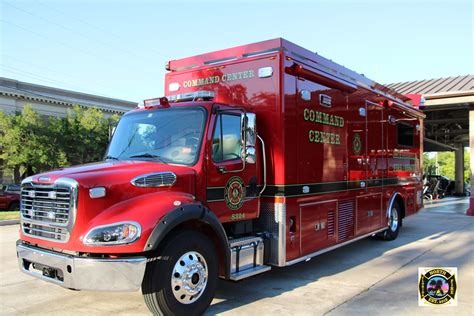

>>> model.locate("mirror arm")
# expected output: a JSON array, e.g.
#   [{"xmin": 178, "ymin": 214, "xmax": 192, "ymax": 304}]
[{"xmin": 257, "ymin": 135, "xmax": 267, "ymax": 195}]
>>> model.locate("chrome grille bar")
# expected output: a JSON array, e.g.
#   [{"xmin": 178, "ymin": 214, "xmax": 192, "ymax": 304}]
[{"xmin": 20, "ymin": 177, "xmax": 78, "ymax": 243}]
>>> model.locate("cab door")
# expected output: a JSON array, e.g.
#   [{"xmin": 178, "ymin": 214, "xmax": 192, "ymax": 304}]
[{"xmin": 205, "ymin": 107, "xmax": 260, "ymax": 223}]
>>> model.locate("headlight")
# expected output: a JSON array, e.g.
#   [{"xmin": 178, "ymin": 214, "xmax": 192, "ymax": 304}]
[{"xmin": 84, "ymin": 222, "xmax": 141, "ymax": 246}]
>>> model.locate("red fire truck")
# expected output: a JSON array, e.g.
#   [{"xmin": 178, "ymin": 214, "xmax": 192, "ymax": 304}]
[{"xmin": 17, "ymin": 38, "xmax": 424, "ymax": 315}]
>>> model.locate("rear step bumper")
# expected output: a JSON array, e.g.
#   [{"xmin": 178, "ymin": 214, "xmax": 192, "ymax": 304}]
[{"xmin": 16, "ymin": 241, "xmax": 147, "ymax": 291}]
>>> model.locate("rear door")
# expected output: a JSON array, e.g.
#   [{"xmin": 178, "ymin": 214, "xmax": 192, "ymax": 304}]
[
  {"xmin": 347, "ymin": 102, "xmax": 367, "ymax": 187},
  {"xmin": 365, "ymin": 101, "xmax": 384, "ymax": 231}
]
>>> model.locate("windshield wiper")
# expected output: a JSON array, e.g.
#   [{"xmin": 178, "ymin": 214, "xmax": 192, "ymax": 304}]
[
  {"xmin": 105, "ymin": 155, "xmax": 119, "ymax": 161},
  {"xmin": 129, "ymin": 153, "xmax": 166, "ymax": 162}
]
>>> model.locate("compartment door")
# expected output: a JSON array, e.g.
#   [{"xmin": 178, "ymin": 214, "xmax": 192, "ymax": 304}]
[
  {"xmin": 356, "ymin": 193, "xmax": 382, "ymax": 235},
  {"xmin": 300, "ymin": 200, "xmax": 337, "ymax": 255}
]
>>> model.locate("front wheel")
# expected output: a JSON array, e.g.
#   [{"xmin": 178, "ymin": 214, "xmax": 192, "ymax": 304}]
[
  {"xmin": 381, "ymin": 203, "xmax": 402, "ymax": 241},
  {"xmin": 142, "ymin": 230, "xmax": 218, "ymax": 316}
]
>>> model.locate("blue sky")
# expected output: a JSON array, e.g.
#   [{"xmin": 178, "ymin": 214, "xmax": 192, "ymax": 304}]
[{"xmin": 1, "ymin": 0, "xmax": 472, "ymax": 102}]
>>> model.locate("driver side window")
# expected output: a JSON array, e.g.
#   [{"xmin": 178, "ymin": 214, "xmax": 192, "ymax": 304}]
[{"xmin": 212, "ymin": 114, "xmax": 241, "ymax": 162}]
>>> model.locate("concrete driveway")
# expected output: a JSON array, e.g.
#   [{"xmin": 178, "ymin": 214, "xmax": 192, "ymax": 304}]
[{"xmin": 1, "ymin": 198, "xmax": 473, "ymax": 315}]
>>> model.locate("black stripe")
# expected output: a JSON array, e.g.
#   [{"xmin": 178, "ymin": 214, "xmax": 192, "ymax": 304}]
[
  {"xmin": 261, "ymin": 178, "xmax": 400, "ymax": 197},
  {"xmin": 207, "ymin": 187, "xmax": 225, "ymax": 201},
  {"xmin": 207, "ymin": 178, "xmax": 402, "ymax": 200},
  {"xmin": 207, "ymin": 185, "xmax": 256, "ymax": 202},
  {"xmin": 382, "ymin": 178, "xmax": 398, "ymax": 186}
]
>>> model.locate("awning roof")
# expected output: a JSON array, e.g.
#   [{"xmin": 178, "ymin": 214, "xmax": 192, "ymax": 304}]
[
  {"xmin": 387, "ymin": 74, "xmax": 474, "ymax": 95},
  {"xmin": 389, "ymin": 75, "xmax": 473, "ymax": 150}
]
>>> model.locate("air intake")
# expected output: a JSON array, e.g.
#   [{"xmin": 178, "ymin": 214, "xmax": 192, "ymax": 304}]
[
  {"xmin": 338, "ymin": 199, "xmax": 355, "ymax": 242},
  {"xmin": 327, "ymin": 210, "xmax": 335, "ymax": 237},
  {"xmin": 131, "ymin": 172, "xmax": 177, "ymax": 187}
]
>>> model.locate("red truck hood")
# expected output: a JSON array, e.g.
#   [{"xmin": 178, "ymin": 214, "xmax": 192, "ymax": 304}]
[
  {"xmin": 26, "ymin": 160, "xmax": 196, "ymax": 215},
  {"xmin": 29, "ymin": 160, "xmax": 195, "ymax": 189}
]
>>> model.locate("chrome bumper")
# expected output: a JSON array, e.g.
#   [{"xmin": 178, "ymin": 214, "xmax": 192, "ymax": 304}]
[{"xmin": 16, "ymin": 241, "xmax": 147, "ymax": 292}]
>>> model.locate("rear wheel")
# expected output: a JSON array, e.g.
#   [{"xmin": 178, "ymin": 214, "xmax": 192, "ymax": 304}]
[
  {"xmin": 8, "ymin": 202, "xmax": 19, "ymax": 212},
  {"xmin": 142, "ymin": 230, "xmax": 218, "ymax": 316},
  {"xmin": 381, "ymin": 203, "xmax": 402, "ymax": 241}
]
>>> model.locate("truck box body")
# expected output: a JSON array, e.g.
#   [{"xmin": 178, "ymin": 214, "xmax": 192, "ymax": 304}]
[{"xmin": 165, "ymin": 38, "xmax": 423, "ymax": 263}]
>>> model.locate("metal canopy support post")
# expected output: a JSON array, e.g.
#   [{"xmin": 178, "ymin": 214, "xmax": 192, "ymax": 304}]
[
  {"xmin": 468, "ymin": 109, "xmax": 474, "ymax": 216},
  {"xmin": 454, "ymin": 144, "xmax": 465, "ymax": 195}
]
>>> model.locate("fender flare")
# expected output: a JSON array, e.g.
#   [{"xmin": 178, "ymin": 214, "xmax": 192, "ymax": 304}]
[
  {"xmin": 387, "ymin": 192, "xmax": 402, "ymax": 226},
  {"xmin": 143, "ymin": 203, "xmax": 231, "ymax": 279}
]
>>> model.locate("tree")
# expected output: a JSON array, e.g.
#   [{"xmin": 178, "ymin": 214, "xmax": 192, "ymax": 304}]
[
  {"xmin": 0, "ymin": 105, "xmax": 119, "ymax": 182},
  {"xmin": 62, "ymin": 105, "xmax": 118, "ymax": 165},
  {"xmin": 423, "ymin": 149, "xmax": 470, "ymax": 182},
  {"xmin": 0, "ymin": 105, "xmax": 65, "ymax": 182}
]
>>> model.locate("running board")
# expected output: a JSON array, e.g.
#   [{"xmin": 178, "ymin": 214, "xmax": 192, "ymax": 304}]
[
  {"xmin": 230, "ymin": 264, "xmax": 271, "ymax": 281},
  {"xmin": 228, "ymin": 236, "xmax": 271, "ymax": 281}
]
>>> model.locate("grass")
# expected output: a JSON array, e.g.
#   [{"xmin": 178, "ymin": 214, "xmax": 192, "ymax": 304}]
[{"xmin": 0, "ymin": 211, "xmax": 20, "ymax": 221}]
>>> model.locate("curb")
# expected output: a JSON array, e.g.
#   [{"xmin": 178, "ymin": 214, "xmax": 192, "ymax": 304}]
[{"xmin": 0, "ymin": 219, "xmax": 20, "ymax": 226}]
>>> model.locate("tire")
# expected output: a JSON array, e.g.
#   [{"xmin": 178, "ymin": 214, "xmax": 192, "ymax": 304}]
[
  {"xmin": 381, "ymin": 202, "xmax": 402, "ymax": 241},
  {"xmin": 142, "ymin": 230, "xmax": 218, "ymax": 316},
  {"xmin": 8, "ymin": 202, "xmax": 20, "ymax": 212}
]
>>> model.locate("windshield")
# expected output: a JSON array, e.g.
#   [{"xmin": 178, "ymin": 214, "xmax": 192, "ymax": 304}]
[{"xmin": 106, "ymin": 107, "xmax": 206, "ymax": 165}]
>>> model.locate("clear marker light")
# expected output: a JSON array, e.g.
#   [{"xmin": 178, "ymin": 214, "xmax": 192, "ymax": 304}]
[{"xmin": 84, "ymin": 222, "xmax": 141, "ymax": 245}]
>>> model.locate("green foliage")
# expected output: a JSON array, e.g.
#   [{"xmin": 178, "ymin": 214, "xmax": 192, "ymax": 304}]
[
  {"xmin": 0, "ymin": 105, "xmax": 119, "ymax": 182},
  {"xmin": 423, "ymin": 150, "xmax": 471, "ymax": 182},
  {"xmin": 64, "ymin": 105, "xmax": 119, "ymax": 165}
]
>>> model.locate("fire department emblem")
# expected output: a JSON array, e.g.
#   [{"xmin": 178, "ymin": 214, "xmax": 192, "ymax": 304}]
[
  {"xmin": 353, "ymin": 133, "xmax": 362, "ymax": 155},
  {"xmin": 418, "ymin": 267, "xmax": 457, "ymax": 306},
  {"xmin": 224, "ymin": 176, "xmax": 245, "ymax": 210}
]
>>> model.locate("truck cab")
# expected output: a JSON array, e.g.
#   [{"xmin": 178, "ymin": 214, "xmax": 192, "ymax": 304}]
[{"xmin": 17, "ymin": 96, "xmax": 266, "ymax": 315}]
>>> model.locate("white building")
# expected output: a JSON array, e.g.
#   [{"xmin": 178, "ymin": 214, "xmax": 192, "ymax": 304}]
[{"xmin": 0, "ymin": 77, "xmax": 137, "ymax": 183}]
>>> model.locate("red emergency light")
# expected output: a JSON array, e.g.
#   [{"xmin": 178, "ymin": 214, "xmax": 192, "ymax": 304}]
[{"xmin": 142, "ymin": 97, "xmax": 170, "ymax": 108}]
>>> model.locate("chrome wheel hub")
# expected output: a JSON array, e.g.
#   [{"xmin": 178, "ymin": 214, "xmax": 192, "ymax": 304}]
[
  {"xmin": 171, "ymin": 251, "xmax": 208, "ymax": 304},
  {"xmin": 389, "ymin": 207, "xmax": 399, "ymax": 232}
]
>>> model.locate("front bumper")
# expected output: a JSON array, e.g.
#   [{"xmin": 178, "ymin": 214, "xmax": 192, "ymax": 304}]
[{"xmin": 16, "ymin": 241, "xmax": 147, "ymax": 292}]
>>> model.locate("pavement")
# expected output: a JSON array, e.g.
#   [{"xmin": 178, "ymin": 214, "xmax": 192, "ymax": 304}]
[{"xmin": 0, "ymin": 197, "xmax": 472, "ymax": 315}]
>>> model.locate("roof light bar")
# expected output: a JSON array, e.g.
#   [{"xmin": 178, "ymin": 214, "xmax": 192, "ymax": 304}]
[{"xmin": 167, "ymin": 90, "xmax": 215, "ymax": 102}]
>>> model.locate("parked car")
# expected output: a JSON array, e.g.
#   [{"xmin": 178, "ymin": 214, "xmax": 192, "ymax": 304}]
[
  {"xmin": 0, "ymin": 189, "xmax": 20, "ymax": 211},
  {"xmin": 2, "ymin": 184, "xmax": 21, "ymax": 194}
]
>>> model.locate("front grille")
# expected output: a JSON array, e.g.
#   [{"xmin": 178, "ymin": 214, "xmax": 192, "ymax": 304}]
[
  {"xmin": 22, "ymin": 187, "xmax": 71, "ymax": 224},
  {"xmin": 20, "ymin": 179, "xmax": 78, "ymax": 243},
  {"xmin": 22, "ymin": 222, "xmax": 69, "ymax": 241}
]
